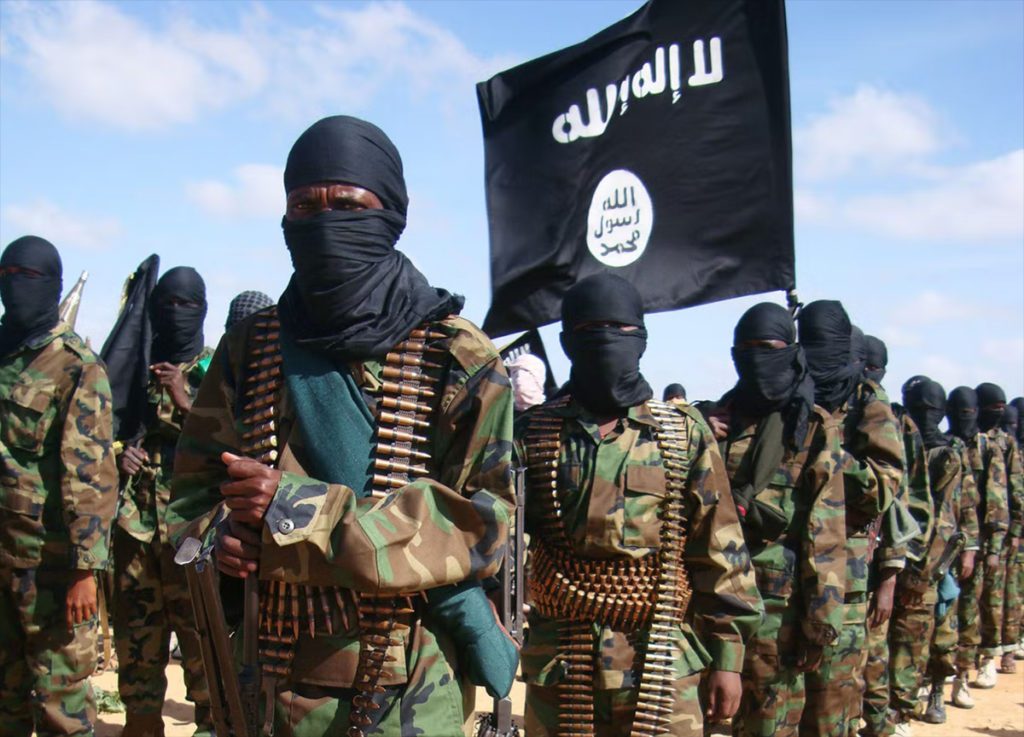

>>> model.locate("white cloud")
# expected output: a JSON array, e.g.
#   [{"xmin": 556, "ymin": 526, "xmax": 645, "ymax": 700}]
[
  {"xmin": 1, "ymin": 200, "xmax": 120, "ymax": 251},
  {"xmin": 796, "ymin": 85, "xmax": 944, "ymax": 181},
  {"xmin": 888, "ymin": 290, "xmax": 984, "ymax": 327},
  {"xmin": 1, "ymin": 0, "xmax": 267, "ymax": 130},
  {"xmin": 0, "ymin": 0, "xmax": 509, "ymax": 131},
  {"xmin": 185, "ymin": 164, "xmax": 282, "ymax": 218}
]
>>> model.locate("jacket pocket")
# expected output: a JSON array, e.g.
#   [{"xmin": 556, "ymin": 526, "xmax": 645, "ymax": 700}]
[
  {"xmin": 623, "ymin": 462, "xmax": 668, "ymax": 550},
  {"xmin": 2, "ymin": 380, "xmax": 57, "ymax": 455}
]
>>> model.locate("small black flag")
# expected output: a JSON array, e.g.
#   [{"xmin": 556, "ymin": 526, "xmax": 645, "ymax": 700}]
[
  {"xmin": 478, "ymin": 0, "xmax": 793, "ymax": 337},
  {"xmin": 498, "ymin": 328, "xmax": 559, "ymax": 396}
]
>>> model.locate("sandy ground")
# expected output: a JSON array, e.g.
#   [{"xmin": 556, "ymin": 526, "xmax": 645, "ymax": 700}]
[{"xmin": 92, "ymin": 661, "xmax": 1023, "ymax": 737}]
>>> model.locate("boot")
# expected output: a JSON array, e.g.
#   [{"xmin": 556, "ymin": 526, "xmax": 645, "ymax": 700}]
[
  {"xmin": 1000, "ymin": 651, "xmax": 1017, "ymax": 673},
  {"xmin": 121, "ymin": 711, "xmax": 166, "ymax": 737},
  {"xmin": 975, "ymin": 656, "xmax": 998, "ymax": 688},
  {"xmin": 923, "ymin": 683, "xmax": 946, "ymax": 724},
  {"xmin": 951, "ymin": 674, "xmax": 974, "ymax": 709}
]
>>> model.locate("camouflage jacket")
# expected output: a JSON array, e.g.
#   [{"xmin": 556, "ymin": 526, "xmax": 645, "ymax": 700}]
[
  {"xmin": 516, "ymin": 398, "xmax": 762, "ymax": 689},
  {"xmin": 167, "ymin": 313, "xmax": 514, "ymax": 688},
  {"xmin": 719, "ymin": 406, "xmax": 846, "ymax": 648},
  {"xmin": 949, "ymin": 436, "xmax": 981, "ymax": 551},
  {"xmin": 116, "ymin": 347, "xmax": 212, "ymax": 544},
  {"xmin": 0, "ymin": 322, "xmax": 117, "ymax": 571},
  {"xmin": 877, "ymin": 409, "xmax": 933, "ymax": 568},
  {"xmin": 900, "ymin": 444, "xmax": 966, "ymax": 592},
  {"xmin": 991, "ymin": 430, "xmax": 1024, "ymax": 540},
  {"xmin": 958, "ymin": 430, "xmax": 1009, "ymax": 555},
  {"xmin": 833, "ymin": 380, "xmax": 905, "ymax": 596}
]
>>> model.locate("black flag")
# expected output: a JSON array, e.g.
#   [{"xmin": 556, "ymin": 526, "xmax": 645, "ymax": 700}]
[
  {"xmin": 498, "ymin": 328, "xmax": 559, "ymax": 396},
  {"xmin": 478, "ymin": 0, "xmax": 793, "ymax": 337},
  {"xmin": 100, "ymin": 254, "xmax": 159, "ymax": 442}
]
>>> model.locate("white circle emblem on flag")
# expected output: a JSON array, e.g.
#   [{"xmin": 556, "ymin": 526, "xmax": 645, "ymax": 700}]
[{"xmin": 587, "ymin": 169, "xmax": 653, "ymax": 268}]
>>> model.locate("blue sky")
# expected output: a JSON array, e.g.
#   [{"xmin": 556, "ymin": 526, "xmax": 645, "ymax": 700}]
[{"xmin": 1, "ymin": 0, "xmax": 1021, "ymax": 405}]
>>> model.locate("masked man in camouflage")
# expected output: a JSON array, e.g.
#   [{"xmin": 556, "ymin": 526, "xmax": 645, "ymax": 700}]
[
  {"xmin": 703, "ymin": 303, "xmax": 846, "ymax": 737},
  {"xmin": 113, "ymin": 267, "xmax": 213, "ymax": 737},
  {"xmin": 516, "ymin": 273, "xmax": 762, "ymax": 737},
  {"xmin": 946, "ymin": 385, "xmax": 1008, "ymax": 706},
  {"xmin": 0, "ymin": 236, "xmax": 118, "ymax": 736},
  {"xmin": 859, "ymin": 336, "xmax": 933, "ymax": 737},
  {"xmin": 887, "ymin": 378, "xmax": 977, "ymax": 732},
  {"xmin": 168, "ymin": 115, "xmax": 517, "ymax": 737},
  {"xmin": 1001, "ymin": 402, "xmax": 1024, "ymax": 666},
  {"xmin": 796, "ymin": 301, "xmax": 904, "ymax": 737},
  {"xmin": 974, "ymin": 383, "xmax": 1023, "ymax": 679}
]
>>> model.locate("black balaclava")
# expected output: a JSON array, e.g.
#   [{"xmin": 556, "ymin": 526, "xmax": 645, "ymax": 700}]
[
  {"xmin": 278, "ymin": 115, "xmax": 462, "ymax": 361},
  {"xmin": 663, "ymin": 383, "xmax": 686, "ymax": 401},
  {"xmin": 560, "ymin": 272, "xmax": 652, "ymax": 415},
  {"xmin": 1002, "ymin": 404, "xmax": 1019, "ymax": 441},
  {"xmin": 0, "ymin": 235, "xmax": 62, "ymax": 357},
  {"xmin": 947, "ymin": 386, "xmax": 979, "ymax": 441},
  {"xmin": 225, "ymin": 290, "xmax": 274, "ymax": 331},
  {"xmin": 727, "ymin": 302, "xmax": 815, "ymax": 448},
  {"xmin": 850, "ymin": 325, "xmax": 867, "ymax": 381},
  {"xmin": 797, "ymin": 300, "xmax": 857, "ymax": 412},
  {"xmin": 1011, "ymin": 397, "xmax": 1024, "ymax": 444},
  {"xmin": 901, "ymin": 375, "xmax": 928, "ymax": 402},
  {"xmin": 864, "ymin": 335, "xmax": 888, "ymax": 385},
  {"xmin": 906, "ymin": 377, "xmax": 949, "ymax": 449},
  {"xmin": 975, "ymin": 382, "xmax": 1006, "ymax": 432},
  {"xmin": 150, "ymin": 267, "xmax": 207, "ymax": 364}
]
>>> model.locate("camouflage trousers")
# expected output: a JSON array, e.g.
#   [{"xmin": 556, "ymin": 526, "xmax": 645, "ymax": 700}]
[
  {"xmin": 926, "ymin": 596, "xmax": 959, "ymax": 681},
  {"xmin": 956, "ymin": 552, "xmax": 1006, "ymax": 667},
  {"xmin": 0, "ymin": 567, "xmax": 99, "ymax": 737},
  {"xmin": 112, "ymin": 529, "xmax": 210, "ymax": 728},
  {"xmin": 733, "ymin": 596, "xmax": 805, "ymax": 737},
  {"xmin": 801, "ymin": 596, "xmax": 868, "ymax": 737},
  {"xmin": 860, "ymin": 597, "xmax": 892, "ymax": 737},
  {"xmin": 269, "ymin": 622, "xmax": 471, "ymax": 737},
  {"xmin": 888, "ymin": 586, "xmax": 939, "ymax": 720},
  {"xmin": 1001, "ymin": 544, "xmax": 1022, "ymax": 647},
  {"xmin": 526, "ymin": 673, "xmax": 703, "ymax": 737}
]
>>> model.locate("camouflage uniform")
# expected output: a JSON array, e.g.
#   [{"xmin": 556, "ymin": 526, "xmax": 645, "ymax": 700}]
[
  {"xmin": 861, "ymin": 409, "xmax": 933, "ymax": 736},
  {"xmin": 0, "ymin": 323, "xmax": 118, "ymax": 736},
  {"xmin": 516, "ymin": 398, "xmax": 762, "ymax": 737},
  {"xmin": 720, "ymin": 407, "xmax": 846, "ymax": 737},
  {"xmin": 113, "ymin": 348, "xmax": 213, "ymax": 730},
  {"xmin": 955, "ymin": 431, "xmax": 1009, "ymax": 669},
  {"xmin": 994, "ymin": 432, "xmax": 1023, "ymax": 654},
  {"xmin": 168, "ymin": 314, "xmax": 514, "ymax": 737},
  {"xmin": 888, "ymin": 437, "xmax": 976, "ymax": 719},
  {"xmin": 801, "ymin": 380, "xmax": 904, "ymax": 737}
]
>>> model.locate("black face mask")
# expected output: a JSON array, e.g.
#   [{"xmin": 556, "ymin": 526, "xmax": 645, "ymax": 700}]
[
  {"xmin": 1011, "ymin": 398, "xmax": 1024, "ymax": 444},
  {"xmin": 798, "ymin": 300, "xmax": 857, "ymax": 412},
  {"xmin": 975, "ymin": 382, "xmax": 1006, "ymax": 432},
  {"xmin": 1001, "ymin": 405, "xmax": 1019, "ymax": 440},
  {"xmin": 947, "ymin": 386, "xmax": 979, "ymax": 440},
  {"xmin": 863, "ymin": 335, "xmax": 887, "ymax": 385},
  {"xmin": 150, "ymin": 266, "xmax": 207, "ymax": 364},
  {"xmin": 1, "ymin": 235, "xmax": 62, "ymax": 357},
  {"xmin": 279, "ymin": 209, "xmax": 461, "ymax": 361},
  {"xmin": 907, "ymin": 378, "xmax": 948, "ymax": 449},
  {"xmin": 561, "ymin": 326, "xmax": 652, "ymax": 415}
]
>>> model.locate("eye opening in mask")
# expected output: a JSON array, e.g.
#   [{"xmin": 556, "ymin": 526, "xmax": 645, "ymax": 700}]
[
  {"xmin": 0, "ymin": 265, "xmax": 44, "ymax": 278},
  {"xmin": 572, "ymin": 320, "xmax": 640, "ymax": 333},
  {"xmin": 285, "ymin": 182, "xmax": 385, "ymax": 221}
]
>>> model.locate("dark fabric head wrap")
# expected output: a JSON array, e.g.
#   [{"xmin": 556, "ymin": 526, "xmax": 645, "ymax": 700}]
[
  {"xmin": 850, "ymin": 326, "xmax": 867, "ymax": 381},
  {"xmin": 947, "ymin": 386, "xmax": 979, "ymax": 440},
  {"xmin": 1002, "ymin": 404, "xmax": 1019, "ymax": 440},
  {"xmin": 663, "ymin": 383, "xmax": 686, "ymax": 401},
  {"xmin": 278, "ymin": 115, "xmax": 462, "ymax": 361},
  {"xmin": 864, "ymin": 335, "xmax": 888, "ymax": 384},
  {"xmin": 1011, "ymin": 397, "xmax": 1024, "ymax": 444},
  {"xmin": 725, "ymin": 302, "xmax": 814, "ymax": 449},
  {"xmin": 975, "ymin": 382, "xmax": 1006, "ymax": 432},
  {"xmin": 0, "ymin": 235, "xmax": 63, "ymax": 357},
  {"xmin": 559, "ymin": 273, "xmax": 652, "ymax": 415},
  {"xmin": 797, "ymin": 300, "xmax": 857, "ymax": 412},
  {"xmin": 901, "ymin": 375, "xmax": 928, "ymax": 405},
  {"xmin": 150, "ymin": 266, "xmax": 207, "ymax": 364},
  {"xmin": 225, "ymin": 290, "xmax": 274, "ymax": 331},
  {"xmin": 906, "ymin": 377, "xmax": 949, "ymax": 449}
]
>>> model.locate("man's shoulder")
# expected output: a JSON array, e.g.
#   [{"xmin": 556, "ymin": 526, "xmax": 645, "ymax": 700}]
[{"xmin": 434, "ymin": 315, "xmax": 501, "ymax": 375}]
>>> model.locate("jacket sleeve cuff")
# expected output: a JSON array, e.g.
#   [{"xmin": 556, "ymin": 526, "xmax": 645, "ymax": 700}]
[
  {"xmin": 265, "ymin": 472, "xmax": 335, "ymax": 546},
  {"xmin": 706, "ymin": 639, "xmax": 745, "ymax": 673}
]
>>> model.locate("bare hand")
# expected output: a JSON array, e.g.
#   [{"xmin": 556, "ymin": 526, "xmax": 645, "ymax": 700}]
[
  {"xmin": 705, "ymin": 670, "xmax": 742, "ymax": 722},
  {"xmin": 869, "ymin": 573, "xmax": 897, "ymax": 627},
  {"xmin": 985, "ymin": 552, "xmax": 999, "ymax": 571},
  {"xmin": 959, "ymin": 550, "xmax": 976, "ymax": 581},
  {"xmin": 65, "ymin": 571, "xmax": 98, "ymax": 629},
  {"xmin": 151, "ymin": 362, "xmax": 190, "ymax": 411},
  {"xmin": 898, "ymin": 588, "xmax": 924, "ymax": 607},
  {"xmin": 215, "ymin": 517, "xmax": 262, "ymax": 578},
  {"xmin": 118, "ymin": 446, "xmax": 149, "ymax": 477},
  {"xmin": 220, "ymin": 452, "xmax": 282, "ymax": 527}
]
